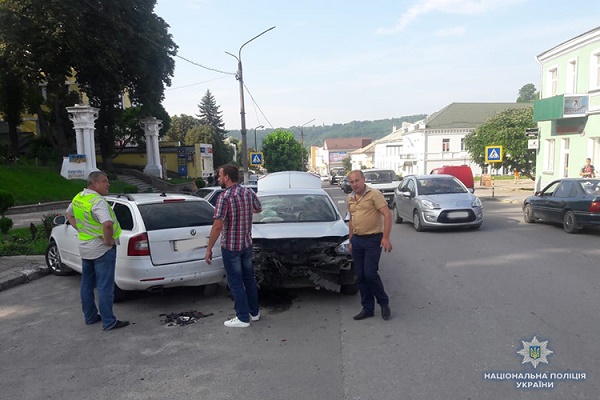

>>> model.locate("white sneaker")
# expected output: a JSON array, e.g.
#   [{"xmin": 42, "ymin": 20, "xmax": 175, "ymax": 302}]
[
  {"xmin": 224, "ymin": 317, "xmax": 250, "ymax": 328},
  {"xmin": 251, "ymin": 312, "xmax": 260, "ymax": 322}
]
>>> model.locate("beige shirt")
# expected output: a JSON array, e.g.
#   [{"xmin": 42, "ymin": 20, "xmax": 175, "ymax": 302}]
[{"xmin": 347, "ymin": 186, "xmax": 388, "ymax": 235}]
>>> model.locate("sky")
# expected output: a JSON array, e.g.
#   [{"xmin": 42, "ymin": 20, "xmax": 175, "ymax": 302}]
[{"xmin": 154, "ymin": 0, "xmax": 600, "ymax": 132}]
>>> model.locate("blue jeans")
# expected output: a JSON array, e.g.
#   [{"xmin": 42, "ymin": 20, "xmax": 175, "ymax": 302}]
[
  {"xmin": 81, "ymin": 246, "xmax": 117, "ymax": 330},
  {"xmin": 350, "ymin": 234, "xmax": 389, "ymax": 312},
  {"xmin": 222, "ymin": 246, "xmax": 259, "ymax": 323}
]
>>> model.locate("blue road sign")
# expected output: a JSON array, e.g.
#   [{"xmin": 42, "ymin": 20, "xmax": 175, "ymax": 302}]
[
  {"xmin": 485, "ymin": 146, "xmax": 503, "ymax": 163},
  {"xmin": 250, "ymin": 152, "xmax": 264, "ymax": 166}
]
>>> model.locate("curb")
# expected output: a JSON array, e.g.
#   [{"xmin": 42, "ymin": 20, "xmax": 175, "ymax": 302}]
[
  {"xmin": 0, "ymin": 264, "xmax": 50, "ymax": 292},
  {"xmin": 5, "ymin": 201, "xmax": 71, "ymax": 216}
]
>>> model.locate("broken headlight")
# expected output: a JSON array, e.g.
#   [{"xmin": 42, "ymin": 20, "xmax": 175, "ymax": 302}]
[{"xmin": 335, "ymin": 239, "xmax": 350, "ymax": 255}]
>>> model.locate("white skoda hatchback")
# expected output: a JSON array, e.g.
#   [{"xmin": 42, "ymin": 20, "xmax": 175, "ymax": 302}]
[{"xmin": 45, "ymin": 192, "xmax": 225, "ymax": 301}]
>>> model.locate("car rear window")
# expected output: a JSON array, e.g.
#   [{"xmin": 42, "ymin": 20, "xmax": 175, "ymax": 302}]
[
  {"xmin": 364, "ymin": 170, "xmax": 397, "ymax": 183},
  {"xmin": 138, "ymin": 200, "xmax": 215, "ymax": 231}
]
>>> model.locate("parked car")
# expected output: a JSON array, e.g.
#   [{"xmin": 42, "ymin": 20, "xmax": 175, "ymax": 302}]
[
  {"xmin": 45, "ymin": 193, "xmax": 226, "ymax": 301},
  {"xmin": 393, "ymin": 174, "xmax": 483, "ymax": 231},
  {"xmin": 430, "ymin": 165, "xmax": 475, "ymax": 192},
  {"xmin": 523, "ymin": 178, "xmax": 600, "ymax": 233},
  {"xmin": 253, "ymin": 171, "xmax": 358, "ymax": 294},
  {"xmin": 329, "ymin": 167, "xmax": 346, "ymax": 185},
  {"xmin": 339, "ymin": 175, "xmax": 352, "ymax": 193},
  {"xmin": 194, "ymin": 184, "xmax": 257, "ymax": 206},
  {"xmin": 363, "ymin": 168, "xmax": 400, "ymax": 207}
]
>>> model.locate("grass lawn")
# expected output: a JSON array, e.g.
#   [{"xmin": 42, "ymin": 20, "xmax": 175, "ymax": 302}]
[{"xmin": 0, "ymin": 165, "xmax": 133, "ymax": 206}]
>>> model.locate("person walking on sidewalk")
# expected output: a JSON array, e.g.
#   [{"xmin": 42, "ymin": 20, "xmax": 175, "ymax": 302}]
[
  {"xmin": 347, "ymin": 170, "xmax": 392, "ymax": 321},
  {"xmin": 205, "ymin": 164, "xmax": 262, "ymax": 328},
  {"xmin": 579, "ymin": 158, "xmax": 596, "ymax": 178},
  {"xmin": 66, "ymin": 171, "xmax": 129, "ymax": 331}
]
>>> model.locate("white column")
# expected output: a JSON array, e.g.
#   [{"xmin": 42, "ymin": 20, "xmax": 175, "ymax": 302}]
[
  {"xmin": 65, "ymin": 104, "xmax": 100, "ymax": 178},
  {"xmin": 140, "ymin": 117, "xmax": 163, "ymax": 178}
]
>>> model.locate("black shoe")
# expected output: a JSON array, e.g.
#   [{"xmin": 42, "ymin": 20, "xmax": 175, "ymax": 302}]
[
  {"xmin": 105, "ymin": 320, "xmax": 130, "ymax": 331},
  {"xmin": 86, "ymin": 315, "xmax": 102, "ymax": 325},
  {"xmin": 381, "ymin": 306, "xmax": 391, "ymax": 321},
  {"xmin": 353, "ymin": 310, "xmax": 374, "ymax": 320}
]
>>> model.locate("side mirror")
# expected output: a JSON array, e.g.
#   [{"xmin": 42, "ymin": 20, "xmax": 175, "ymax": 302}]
[
  {"xmin": 401, "ymin": 191, "xmax": 412, "ymax": 198},
  {"xmin": 53, "ymin": 215, "xmax": 67, "ymax": 226},
  {"xmin": 344, "ymin": 212, "xmax": 350, "ymax": 222}
]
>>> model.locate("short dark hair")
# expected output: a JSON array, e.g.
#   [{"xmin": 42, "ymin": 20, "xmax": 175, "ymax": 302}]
[{"xmin": 220, "ymin": 164, "xmax": 239, "ymax": 183}]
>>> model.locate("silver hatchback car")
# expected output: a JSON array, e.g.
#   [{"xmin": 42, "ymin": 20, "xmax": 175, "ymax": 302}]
[{"xmin": 392, "ymin": 174, "xmax": 483, "ymax": 231}]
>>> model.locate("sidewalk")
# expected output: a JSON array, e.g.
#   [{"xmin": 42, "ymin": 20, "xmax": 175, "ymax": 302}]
[
  {"xmin": 0, "ymin": 255, "xmax": 49, "ymax": 292},
  {"xmin": 476, "ymin": 178, "xmax": 535, "ymax": 204}
]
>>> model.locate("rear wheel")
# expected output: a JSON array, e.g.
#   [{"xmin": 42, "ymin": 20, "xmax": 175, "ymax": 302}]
[
  {"xmin": 45, "ymin": 241, "xmax": 74, "ymax": 276},
  {"xmin": 393, "ymin": 204, "xmax": 403, "ymax": 223},
  {"xmin": 413, "ymin": 210, "xmax": 424, "ymax": 232},
  {"xmin": 563, "ymin": 211, "xmax": 580, "ymax": 234},
  {"xmin": 523, "ymin": 204, "xmax": 536, "ymax": 223}
]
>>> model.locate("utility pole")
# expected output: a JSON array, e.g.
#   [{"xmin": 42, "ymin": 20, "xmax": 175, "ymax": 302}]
[
  {"xmin": 226, "ymin": 26, "xmax": 275, "ymax": 183},
  {"xmin": 299, "ymin": 118, "xmax": 315, "ymax": 171}
]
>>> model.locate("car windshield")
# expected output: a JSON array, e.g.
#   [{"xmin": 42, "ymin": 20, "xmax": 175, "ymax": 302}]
[
  {"xmin": 364, "ymin": 171, "xmax": 396, "ymax": 183},
  {"xmin": 417, "ymin": 178, "xmax": 467, "ymax": 195},
  {"xmin": 138, "ymin": 200, "xmax": 215, "ymax": 230},
  {"xmin": 253, "ymin": 194, "xmax": 337, "ymax": 223},
  {"xmin": 580, "ymin": 179, "xmax": 600, "ymax": 195}
]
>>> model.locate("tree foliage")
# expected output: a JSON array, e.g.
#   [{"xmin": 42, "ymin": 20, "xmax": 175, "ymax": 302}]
[
  {"xmin": 464, "ymin": 107, "xmax": 536, "ymax": 179},
  {"xmin": 196, "ymin": 90, "xmax": 231, "ymax": 168},
  {"xmin": 167, "ymin": 114, "xmax": 200, "ymax": 143},
  {"xmin": 262, "ymin": 129, "xmax": 306, "ymax": 172},
  {"xmin": 517, "ymin": 83, "xmax": 538, "ymax": 103}
]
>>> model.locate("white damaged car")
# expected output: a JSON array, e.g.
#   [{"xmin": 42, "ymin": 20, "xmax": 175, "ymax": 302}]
[{"xmin": 252, "ymin": 171, "xmax": 358, "ymax": 294}]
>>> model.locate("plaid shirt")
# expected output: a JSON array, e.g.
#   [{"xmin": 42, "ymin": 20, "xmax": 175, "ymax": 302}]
[{"xmin": 213, "ymin": 184, "xmax": 262, "ymax": 251}]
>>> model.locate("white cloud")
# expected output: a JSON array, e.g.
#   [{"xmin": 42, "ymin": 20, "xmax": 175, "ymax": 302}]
[
  {"xmin": 376, "ymin": 0, "xmax": 523, "ymax": 34},
  {"xmin": 437, "ymin": 26, "xmax": 466, "ymax": 37}
]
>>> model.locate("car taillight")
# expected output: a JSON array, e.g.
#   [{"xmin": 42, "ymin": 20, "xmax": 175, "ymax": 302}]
[
  {"xmin": 590, "ymin": 202, "xmax": 600, "ymax": 213},
  {"xmin": 128, "ymin": 232, "xmax": 150, "ymax": 256}
]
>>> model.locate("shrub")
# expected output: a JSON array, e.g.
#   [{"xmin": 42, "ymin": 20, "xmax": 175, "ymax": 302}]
[
  {"xmin": 194, "ymin": 178, "xmax": 206, "ymax": 189},
  {"xmin": 41, "ymin": 213, "xmax": 59, "ymax": 239},
  {"xmin": 0, "ymin": 217, "xmax": 13, "ymax": 234},
  {"xmin": 106, "ymin": 171, "xmax": 119, "ymax": 181},
  {"xmin": 122, "ymin": 184, "xmax": 139, "ymax": 194},
  {"xmin": 0, "ymin": 190, "xmax": 15, "ymax": 216}
]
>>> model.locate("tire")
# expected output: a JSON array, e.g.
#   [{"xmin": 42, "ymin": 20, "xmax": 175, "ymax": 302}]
[
  {"xmin": 340, "ymin": 282, "xmax": 359, "ymax": 295},
  {"xmin": 523, "ymin": 204, "xmax": 536, "ymax": 223},
  {"xmin": 113, "ymin": 284, "xmax": 127, "ymax": 303},
  {"xmin": 413, "ymin": 210, "xmax": 424, "ymax": 232},
  {"xmin": 563, "ymin": 210, "xmax": 580, "ymax": 234},
  {"xmin": 45, "ymin": 241, "xmax": 74, "ymax": 276},
  {"xmin": 393, "ymin": 204, "xmax": 403, "ymax": 224}
]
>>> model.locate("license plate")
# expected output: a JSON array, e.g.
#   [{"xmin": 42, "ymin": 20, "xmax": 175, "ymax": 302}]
[
  {"xmin": 447, "ymin": 211, "xmax": 469, "ymax": 219},
  {"xmin": 173, "ymin": 237, "xmax": 208, "ymax": 251}
]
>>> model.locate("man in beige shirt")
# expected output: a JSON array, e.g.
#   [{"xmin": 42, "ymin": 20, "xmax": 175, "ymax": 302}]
[{"xmin": 347, "ymin": 170, "xmax": 392, "ymax": 321}]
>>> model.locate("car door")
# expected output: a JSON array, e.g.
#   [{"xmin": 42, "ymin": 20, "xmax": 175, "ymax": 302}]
[
  {"xmin": 399, "ymin": 178, "xmax": 416, "ymax": 219},
  {"xmin": 532, "ymin": 181, "xmax": 559, "ymax": 220},
  {"xmin": 543, "ymin": 181, "xmax": 573, "ymax": 223}
]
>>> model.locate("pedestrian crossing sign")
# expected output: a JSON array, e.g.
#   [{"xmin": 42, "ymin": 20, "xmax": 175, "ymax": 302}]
[
  {"xmin": 485, "ymin": 146, "xmax": 503, "ymax": 163},
  {"xmin": 249, "ymin": 152, "xmax": 264, "ymax": 166}
]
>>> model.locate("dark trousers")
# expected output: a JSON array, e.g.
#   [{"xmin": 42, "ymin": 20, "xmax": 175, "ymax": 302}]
[{"xmin": 351, "ymin": 233, "xmax": 389, "ymax": 312}]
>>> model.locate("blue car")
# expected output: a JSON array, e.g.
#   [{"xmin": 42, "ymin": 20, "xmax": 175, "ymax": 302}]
[{"xmin": 523, "ymin": 178, "xmax": 600, "ymax": 233}]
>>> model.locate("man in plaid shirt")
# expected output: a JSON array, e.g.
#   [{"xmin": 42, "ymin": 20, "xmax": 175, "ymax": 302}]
[{"xmin": 206, "ymin": 164, "xmax": 262, "ymax": 328}]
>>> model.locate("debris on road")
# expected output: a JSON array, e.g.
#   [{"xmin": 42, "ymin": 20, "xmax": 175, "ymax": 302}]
[{"xmin": 159, "ymin": 310, "xmax": 213, "ymax": 327}]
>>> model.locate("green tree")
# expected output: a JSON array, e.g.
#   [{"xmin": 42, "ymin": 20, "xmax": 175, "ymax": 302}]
[
  {"xmin": 184, "ymin": 125, "xmax": 214, "ymax": 147},
  {"xmin": 167, "ymin": 114, "xmax": 200, "ymax": 143},
  {"xmin": 342, "ymin": 156, "xmax": 352, "ymax": 172},
  {"xmin": 197, "ymin": 90, "xmax": 231, "ymax": 168},
  {"xmin": 464, "ymin": 107, "xmax": 536, "ymax": 179},
  {"xmin": 517, "ymin": 83, "xmax": 538, "ymax": 103},
  {"xmin": 262, "ymin": 129, "xmax": 305, "ymax": 172}
]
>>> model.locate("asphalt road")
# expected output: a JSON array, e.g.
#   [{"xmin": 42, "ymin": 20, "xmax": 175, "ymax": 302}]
[{"xmin": 1, "ymin": 196, "xmax": 598, "ymax": 399}]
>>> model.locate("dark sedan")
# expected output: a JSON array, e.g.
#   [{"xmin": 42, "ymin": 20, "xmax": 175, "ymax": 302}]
[
  {"xmin": 339, "ymin": 175, "xmax": 352, "ymax": 193},
  {"xmin": 523, "ymin": 178, "xmax": 600, "ymax": 233}
]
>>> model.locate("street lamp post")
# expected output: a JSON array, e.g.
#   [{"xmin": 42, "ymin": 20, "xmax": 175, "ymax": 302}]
[
  {"xmin": 299, "ymin": 118, "xmax": 315, "ymax": 171},
  {"xmin": 226, "ymin": 26, "xmax": 275, "ymax": 184},
  {"xmin": 253, "ymin": 125, "xmax": 264, "ymax": 151}
]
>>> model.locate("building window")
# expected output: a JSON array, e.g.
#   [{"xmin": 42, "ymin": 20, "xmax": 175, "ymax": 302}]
[
  {"xmin": 442, "ymin": 138, "xmax": 450, "ymax": 152},
  {"xmin": 547, "ymin": 67, "xmax": 558, "ymax": 97},
  {"xmin": 460, "ymin": 138, "xmax": 465, "ymax": 151},
  {"xmin": 566, "ymin": 59, "xmax": 577, "ymax": 93},
  {"xmin": 544, "ymin": 139, "xmax": 555, "ymax": 172},
  {"xmin": 592, "ymin": 50, "xmax": 600, "ymax": 90}
]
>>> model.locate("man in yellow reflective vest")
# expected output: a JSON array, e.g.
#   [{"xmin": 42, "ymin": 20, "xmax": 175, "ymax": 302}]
[{"xmin": 66, "ymin": 171, "xmax": 129, "ymax": 331}]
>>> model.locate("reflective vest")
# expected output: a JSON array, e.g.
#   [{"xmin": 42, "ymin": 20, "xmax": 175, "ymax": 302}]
[{"xmin": 72, "ymin": 192, "xmax": 121, "ymax": 241}]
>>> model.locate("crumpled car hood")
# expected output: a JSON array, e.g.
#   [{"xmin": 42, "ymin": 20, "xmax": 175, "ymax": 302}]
[{"xmin": 252, "ymin": 220, "xmax": 348, "ymax": 240}]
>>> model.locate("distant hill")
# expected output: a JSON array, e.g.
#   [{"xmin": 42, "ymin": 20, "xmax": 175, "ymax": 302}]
[{"xmin": 226, "ymin": 114, "xmax": 427, "ymax": 148}]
